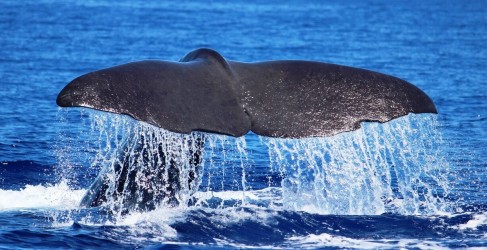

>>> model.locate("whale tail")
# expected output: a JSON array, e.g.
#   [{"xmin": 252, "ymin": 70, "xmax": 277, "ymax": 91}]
[{"xmin": 57, "ymin": 48, "xmax": 436, "ymax": 138}]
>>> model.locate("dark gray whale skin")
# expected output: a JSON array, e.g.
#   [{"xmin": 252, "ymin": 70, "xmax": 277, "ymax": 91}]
[{"xmin": 57, "ymin": 48, "xmax": 437, "ymax": 138}]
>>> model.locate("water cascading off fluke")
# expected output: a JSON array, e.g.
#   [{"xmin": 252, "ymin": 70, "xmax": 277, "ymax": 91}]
[
  {"xmin": 261, "ymin": 114, "xmax": 451, "ymax": 215},
  {"xmin": 65, "ymin": 111, "xmax": 451, "ymax": 216}
]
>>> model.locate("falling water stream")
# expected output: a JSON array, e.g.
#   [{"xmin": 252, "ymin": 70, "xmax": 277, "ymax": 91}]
[
  {"xmin": 57, "ymin": 110, "xmax": 452, "ymax": 222},
  {"xmin": 261, "ymin": 114, "xmax": 451, "ymax": 215}
]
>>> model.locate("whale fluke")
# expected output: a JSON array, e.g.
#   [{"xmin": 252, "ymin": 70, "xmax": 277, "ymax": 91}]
[{"xmin": 57, "ymin": 48, "xmax": 437, "ymax": 138}]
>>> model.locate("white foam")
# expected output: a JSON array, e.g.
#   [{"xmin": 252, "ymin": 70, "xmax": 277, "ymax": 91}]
[
  {"xmin": 110, "ymin": 207, "xmax": 185, "ymax": 241},
  {"xmin": 213, "ymin": 239, "xmax": 279, "ymax": 249},
  {"xmin": 457, "ymin": 213, "xmax": 487, "ymax": 230},
  {"xmin": 110, "ymin": 189, "xmax": 279, "ymax": 228},
  {"xmin": 194, "ymin": 189, "xmax": 261, "ymax": 203},
  {"xmin": 0, "ymin": 181, "xmax": 85, "ymax": 211},
  {"xmin": 288, "ymin": 233, "xmax": 387, "ymax": 249},
  {"xmin": 117, "ymin": 206, "xmax": 187, "ymax": 227},
  {"xmin": 208, "ymin": 206, "xmax": 278, "ymax": 227},
  {"xmin": 50, "ymin": 203, "xmax": 187, "ymax": 241},
  {"xmin": 287, "ymin": 233, "xmax": 449, "ymax": 249}
]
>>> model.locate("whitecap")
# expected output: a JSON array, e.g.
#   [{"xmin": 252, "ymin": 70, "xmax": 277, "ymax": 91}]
[{"xmin": 0, "ymin": 181, "xmax": 85, "ymax": 211}]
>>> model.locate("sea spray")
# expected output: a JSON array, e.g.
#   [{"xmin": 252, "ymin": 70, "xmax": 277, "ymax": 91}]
[
  {"xmin": 0, "ymin": 180, "xmax": 84, "ymax": 211},
  {"xmin": 56, "ymin": 110, "xmax": 451, "ymax": 218},
  {"xmin": 84, "ymin": 113, "xmax": 204, "ymax": 217},
  {"xmin": 261, "ymin": 114, "xmax": 451, "ymax": 214},
  {"xmin": 55, "ymin": 108, "xmax": 96, "ymax": 188}
]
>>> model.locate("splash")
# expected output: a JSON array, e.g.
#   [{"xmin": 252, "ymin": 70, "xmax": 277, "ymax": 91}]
[
  {"xmin": 261, "ymin": 114, "xmax": 451, "ymax": 215},
  {"xmin": 456, "ymin": 213, "xmax": 487, "ymax": 230},
  {"xmin": 81, "ymin": 113, "xmax": 204, "ymax": 216},
  {"xmin": 57, "ymin": 110, "xmax": 451, "ymax": 217},
  {"xmin": 0, "ymin": 181, "xmax": 84, "ymax": 211}
]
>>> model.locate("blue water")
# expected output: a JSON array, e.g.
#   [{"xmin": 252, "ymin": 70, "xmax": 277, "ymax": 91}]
[{"xmin": 1, "ymin": 0, "xmax": 486, "ymax": 249}]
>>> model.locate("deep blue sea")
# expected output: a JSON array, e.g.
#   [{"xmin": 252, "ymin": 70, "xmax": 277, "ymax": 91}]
[{"xmin": 1, "ymin": 0, "xmax": 486, "ymax": 249}]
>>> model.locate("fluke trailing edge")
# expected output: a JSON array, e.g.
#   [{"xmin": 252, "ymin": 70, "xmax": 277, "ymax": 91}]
[{"xmin": 57, "ymin": 48, "xmax": 437, "ymax": 138}]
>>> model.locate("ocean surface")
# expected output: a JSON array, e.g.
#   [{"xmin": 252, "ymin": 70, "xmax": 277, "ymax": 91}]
[{"xmin": 1, "ymin": 0, "xmax": 486, "ymax": 249}]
